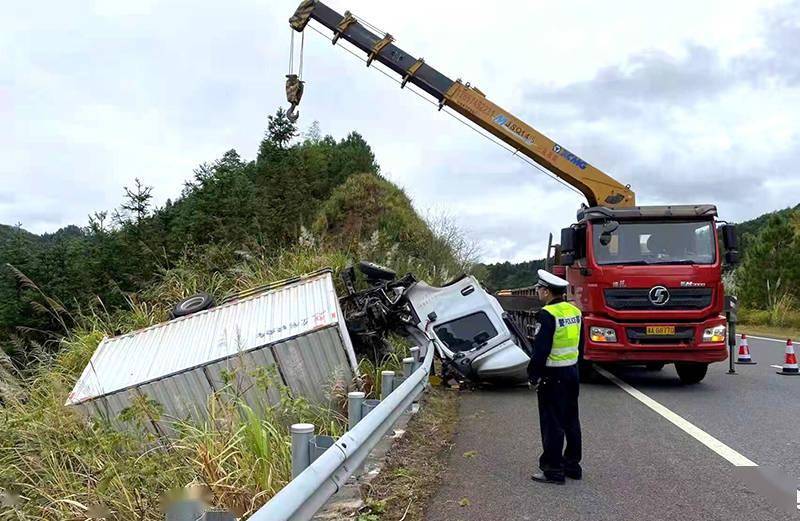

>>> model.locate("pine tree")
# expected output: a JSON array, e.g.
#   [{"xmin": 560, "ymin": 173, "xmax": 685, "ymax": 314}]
[{"xmin": 738, "ymin": 214, "xmax": 800, "ymax": 308}]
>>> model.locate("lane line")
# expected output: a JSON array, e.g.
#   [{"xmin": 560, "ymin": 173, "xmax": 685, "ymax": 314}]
[
  {"xmin": 770, "ymin": 365, "xmax": 784, "ymax": 369},
  {"xmin": 595, "ymin": 366, "xmax": 757, "ymax": 467}
]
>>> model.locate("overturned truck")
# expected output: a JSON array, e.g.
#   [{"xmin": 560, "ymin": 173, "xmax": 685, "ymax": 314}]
[
  {"xmin": 67, "ymin": 264, "xmax": 533, "ymax": 432},
  {"xmin": 341, "ymin": 261, "xmax": 532, "ymax": 385}
]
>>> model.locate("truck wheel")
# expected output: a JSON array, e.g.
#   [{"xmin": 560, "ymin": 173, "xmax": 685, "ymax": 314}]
[
  {"xmin": 171, "ymin": 292, "xmax": 215, "ymax": 318},
  {"xmin": 646, "ymin": 362, "xmax": 665, "ymax": 371},
  {"xmin": 675, "ymin": 362, "xmax": 708, "ymax": 384},
  {"xmin": 358, "ymin": 261, "xmax": 397, "ymax": 282}
]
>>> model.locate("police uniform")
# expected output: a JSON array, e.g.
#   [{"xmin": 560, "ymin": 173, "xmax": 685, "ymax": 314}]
[{"xmin": 527, "ymin": 270, "xmax": 583, "ymax": 484}]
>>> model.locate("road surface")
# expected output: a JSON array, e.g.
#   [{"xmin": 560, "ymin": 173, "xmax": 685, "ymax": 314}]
[{"xmin": 425, "ymin": 335, "xmax": 799, "ymax": 521}]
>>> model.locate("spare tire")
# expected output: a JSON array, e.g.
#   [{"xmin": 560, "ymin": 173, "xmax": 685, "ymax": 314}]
[
  {"xmin": 359, "ymin": 261, "xmax": 396, "ymax": 282},
  {"xmin": 171, "ymin": 292, "xmax": 215, "ymax": 318}
]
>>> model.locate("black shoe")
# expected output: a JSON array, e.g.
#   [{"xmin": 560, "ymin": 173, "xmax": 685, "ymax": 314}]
[
  {"xmin": 565, "ymin": 471, "xmax": 582, "ymax": 480},
  {"xmin": 530, "ymin": 472, "xmax": 565, "ymax": 485}
]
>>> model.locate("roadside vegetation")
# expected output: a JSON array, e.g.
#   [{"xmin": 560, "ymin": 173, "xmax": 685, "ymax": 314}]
[
  {"xmin": 0, "ymin": 111, "xmax": 475, "ymax": 519},
  {"xmin": 730, "ymin": 207, "xmax": 800, "ymax": 338},
  {"xmin": 356, "ymin": 386, "xmax": 459, "ymax": 521}
]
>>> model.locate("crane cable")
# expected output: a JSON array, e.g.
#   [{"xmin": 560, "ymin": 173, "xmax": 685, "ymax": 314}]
[
  {"xmin": 288, "ymin": 28, "xmax": 306, "ymax": 79},
  {"xmin": 305, "ymin": 22, "xmax": 586, "ymax": 199}
]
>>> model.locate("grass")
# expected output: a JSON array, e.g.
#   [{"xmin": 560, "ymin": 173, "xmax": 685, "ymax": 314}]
[
  {"xmin": 356, "ymin": 384, "xmax": 459, "ymax": 521},
  {"xmin": 736, "ymin": 324, "xmax": 800, "ymax": 342}
]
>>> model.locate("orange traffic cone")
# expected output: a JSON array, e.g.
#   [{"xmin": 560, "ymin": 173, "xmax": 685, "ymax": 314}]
[
  {"xmin": 735, "ymin": 334, "xmax": 756, "ymax": 365},
  {"xmin": 776, "ymin": 339, "xmax": 799, "ymax": 376}
]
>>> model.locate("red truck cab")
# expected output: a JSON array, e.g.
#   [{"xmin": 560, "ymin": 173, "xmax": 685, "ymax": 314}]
[{"xmin": 558, "ymin": 205, "xmax": 739, "ymax": 384}]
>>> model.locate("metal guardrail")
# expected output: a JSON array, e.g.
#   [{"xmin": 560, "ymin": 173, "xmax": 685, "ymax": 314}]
[{"xmin": 250, "ymin": 336, "xmax": 434, "ymax": 521}]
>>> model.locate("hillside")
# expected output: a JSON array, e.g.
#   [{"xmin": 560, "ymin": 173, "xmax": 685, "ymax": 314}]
[
  {"xmin": 478, "ymin": 259, "xmax": 546, "ymax": 292},
  {"xmin": 736, "ymin": 203, "xmax": 800, "ymax": 252},
  {"xmin": 0, "ymin": 110, "xmax": 470, "ymax": 520}
]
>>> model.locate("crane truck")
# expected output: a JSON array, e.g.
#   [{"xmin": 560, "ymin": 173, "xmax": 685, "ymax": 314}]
[{"xmin": 286, "ymin": 0, "xmax": 740, "ymax": 384}]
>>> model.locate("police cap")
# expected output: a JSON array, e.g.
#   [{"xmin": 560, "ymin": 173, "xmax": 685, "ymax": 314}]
[{"xmin": 534, "ymin": 269, "xmax": 569, "ymax": 291}]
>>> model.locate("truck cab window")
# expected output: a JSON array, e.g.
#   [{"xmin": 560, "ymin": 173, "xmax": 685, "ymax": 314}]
[
  {"xmin": 434, "ymin": 312, "xmax": 499, "ymax": 352},
  {"xmin": 592, "ymin": 220, "xmax": 716, "ymax": 266}
]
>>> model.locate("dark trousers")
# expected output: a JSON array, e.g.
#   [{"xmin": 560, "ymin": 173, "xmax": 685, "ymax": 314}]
[{"xmin": 536, "ymin": 366, "xmax": 582, "ymax": 479}]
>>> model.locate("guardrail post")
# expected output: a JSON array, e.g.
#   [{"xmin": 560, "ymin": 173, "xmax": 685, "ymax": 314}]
[
  {"xmin": 381, "ymin": 370, "xmax": 395, "ymax": 400},
  {"xmin": 348, "ymin": 391, "xmax": 366, "ymax": 430},
  {"xmin": 291, "ymin": 423, "xmax": 315, "ymax": 479},
  {"xmin": 402, "ymin": 357, "xmax": 414, "ymax": 379},
  {"xmin": 410, "ymin": 347, "xmax": 421, "ymax": 372}
]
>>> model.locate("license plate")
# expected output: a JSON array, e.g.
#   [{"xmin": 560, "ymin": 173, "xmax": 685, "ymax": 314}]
[{"xmin": 646, "ymin": 326, "xmax": 675, "ymax": 336}]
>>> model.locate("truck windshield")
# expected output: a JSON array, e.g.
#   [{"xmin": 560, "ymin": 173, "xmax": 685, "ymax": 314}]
[
  {"xmin": 434, "ymin": 312, "xmax": 499, "ymax": 352},
  {"xmin": 592, "ymin": 220, "xmax": 716, "ymax": 266}
]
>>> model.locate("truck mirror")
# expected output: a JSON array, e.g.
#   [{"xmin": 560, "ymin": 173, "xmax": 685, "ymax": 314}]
[
  {"xmin": 725, "ymin": 250, "xmax": 740, "ymax": 266},
  {"xmin": 721, "ymin": 224, "xmax": 738, "ymax": 251},
  {"xmin": 560, "ymin": 227, "xmax": 576, "ymax": 253},
  {"xmin": 561, "ymin": 252, "xmax": 575, "ymax": 266},
  {"xmin": 598, "ymin": 220, "xmax": 619, "ymax": 246}
]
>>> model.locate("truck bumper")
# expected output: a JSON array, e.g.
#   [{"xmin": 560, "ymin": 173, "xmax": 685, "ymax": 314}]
[{"xmin": 583, "ymin": 315, "xmax": 729, "ymax": 364}]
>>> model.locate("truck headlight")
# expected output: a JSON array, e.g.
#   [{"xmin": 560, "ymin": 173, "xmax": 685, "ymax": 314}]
[
  {"xmin": 590, "ymin": 326, "xmax": 617, "ymax": 343},
  {"xmin": 703, "ymin": 325, "xmax": 727, "ymax": 343}
]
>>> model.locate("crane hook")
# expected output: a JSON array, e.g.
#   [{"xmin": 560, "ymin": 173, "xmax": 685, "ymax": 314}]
[{"xmin": 285, "ymin": 74, "xmax": 304, "ymax": 123}]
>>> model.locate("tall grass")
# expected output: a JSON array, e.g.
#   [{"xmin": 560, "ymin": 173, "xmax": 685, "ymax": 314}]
[
  {"xmin": 738, "ymin": 278, "xmax": 800, "ymax": 330},
  {"xmin": 356, "ymin": 336, "xmax": 412, "ymax": 399}
]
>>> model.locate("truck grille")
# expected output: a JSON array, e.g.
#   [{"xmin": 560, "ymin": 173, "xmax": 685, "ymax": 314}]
[
  {"xmin": 605, "ymin": 288, "xmax": 713, "ymax": 311},
  {"xmin": 627, "ymin": 327, "xmax": 695, "ymax": 345}
]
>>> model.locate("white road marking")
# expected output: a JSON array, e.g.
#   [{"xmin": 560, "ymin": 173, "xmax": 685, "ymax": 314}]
[
  {"xmin": 770, "ymin": 365, "xmax": 784, "ymax": 369},
  {"xmin": 739, "ymin": 334, "xmax": 789, "ymax": 344},
  {"xmin": 595, "ymin": 366, "xmax": 758, "ymax": 467}
]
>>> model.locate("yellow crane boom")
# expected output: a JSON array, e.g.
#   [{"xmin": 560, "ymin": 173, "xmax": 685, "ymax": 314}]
[{"xmin": 288, "ymin": 0, "xmax": 636, "ymax": 208}]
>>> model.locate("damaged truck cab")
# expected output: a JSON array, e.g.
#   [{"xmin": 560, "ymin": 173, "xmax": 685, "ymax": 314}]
[
  {"xmin": 406, "ymin": 275, "xmax": 531, "ymax": 384},
  {"xmin": 557, "ymin": 205, "xmax": 738, "ymax": 383}
]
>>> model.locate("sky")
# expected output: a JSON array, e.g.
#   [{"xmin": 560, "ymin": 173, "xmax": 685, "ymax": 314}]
[{"xmin": 1, "ymin": 0, "xmax": 799, "ymax": 263}]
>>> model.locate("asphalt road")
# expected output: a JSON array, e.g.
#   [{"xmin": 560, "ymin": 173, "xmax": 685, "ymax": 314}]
[{"xmin": 425, "ymin": 336, "xmax": 800, "ymax": 521}]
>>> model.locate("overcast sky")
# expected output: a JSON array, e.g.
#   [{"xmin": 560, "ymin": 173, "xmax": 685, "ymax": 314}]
[{"xmin": 2, "ymin": 0, "xmax": 799, "ymax": 262}]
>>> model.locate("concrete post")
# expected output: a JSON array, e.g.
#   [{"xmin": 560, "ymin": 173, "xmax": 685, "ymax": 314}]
[
  {"xmin": 348, "ymin": 391, "xmax": 366, "ymax": 430},
  {"xmin": 410, "ymin": 347, "xmax": 421, "ymax": 372},
  {"xmin": 291, "ymin": 423, "xmax": 315, "ymax": 479},
  {"xmin": 402, "ymin": 357, "xmax": 414, "ymax": 379},
  {"xmin": 381, "ymin": 371, "xmax": 395, "ymax": 400}
]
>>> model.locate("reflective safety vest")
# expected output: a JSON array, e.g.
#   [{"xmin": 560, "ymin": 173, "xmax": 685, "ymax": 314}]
[{"xmin": 542, "ymin": 301, "xmax": 581, "ymax": 367}]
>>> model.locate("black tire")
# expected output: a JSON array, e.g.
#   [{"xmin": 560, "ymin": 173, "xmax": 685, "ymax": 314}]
[
  {"xmin": 646, "ymin": 362, "xmax": 666, "ymax": 371},
  {"xmin": 675, "ymin": 362, "xmax": 708, "ymax": 384},
  {"xmin": 358, "ymin": 261, "xmax": 397, "ymax": 282},
  {"xmin": 171, "ymin": 292, "xmax": 215, "ymax": 318}
]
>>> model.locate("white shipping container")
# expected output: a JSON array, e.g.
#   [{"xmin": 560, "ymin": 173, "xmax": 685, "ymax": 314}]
[{"xmin": 66, "ymin": 269, "xmax": 358, "ymax": 434}]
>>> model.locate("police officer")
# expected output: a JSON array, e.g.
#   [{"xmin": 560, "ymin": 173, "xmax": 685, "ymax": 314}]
[{"xmin": 528, "ymin": 269, "xmax": 583, "ymax": 485}]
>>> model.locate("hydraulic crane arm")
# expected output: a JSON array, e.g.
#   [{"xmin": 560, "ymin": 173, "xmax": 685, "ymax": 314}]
[{"xmin": 289, "ymin": 0, "xmax": 636, "ymax": 208}]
